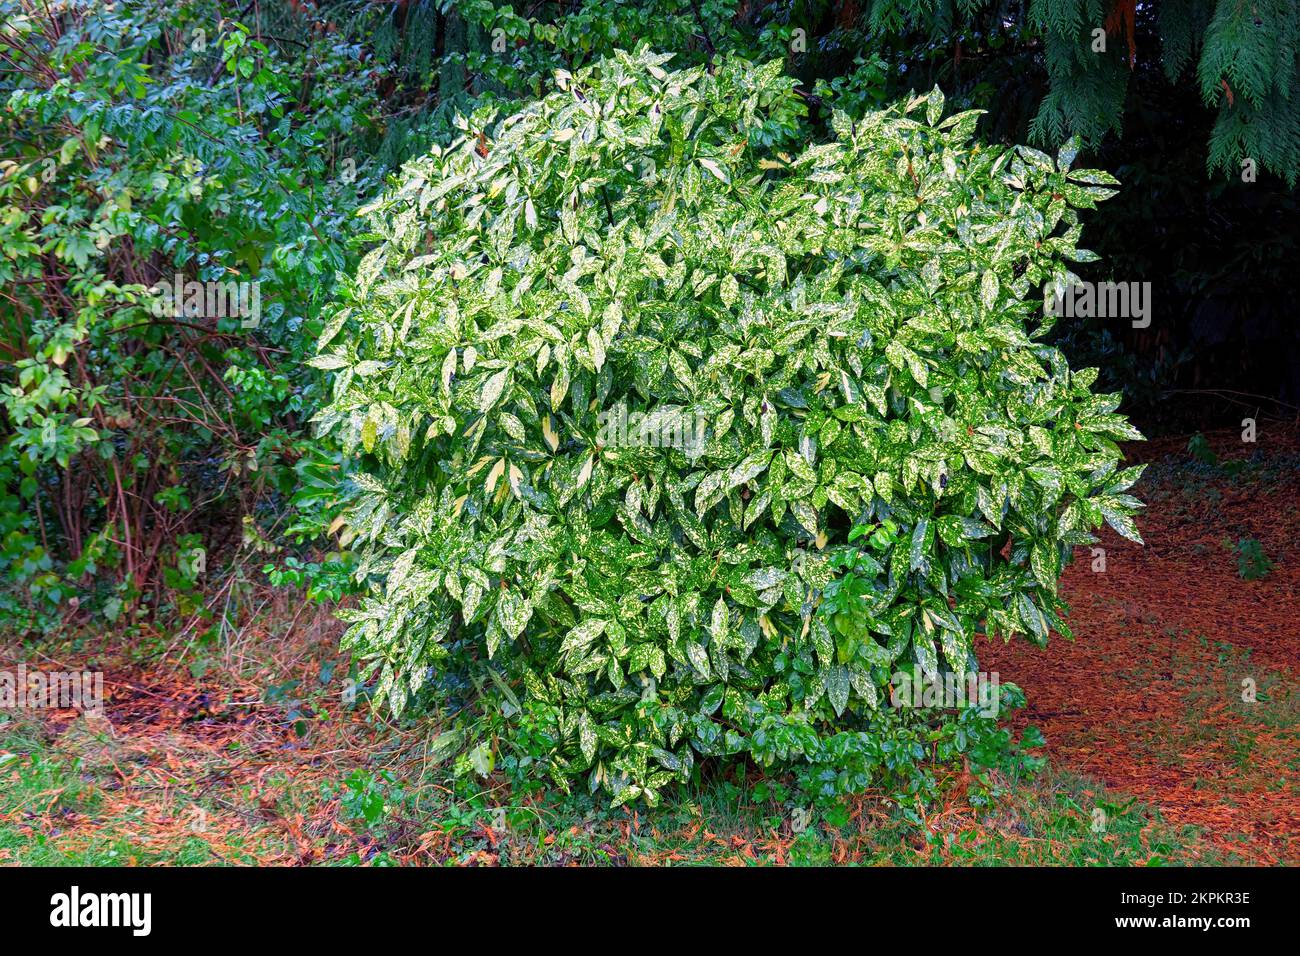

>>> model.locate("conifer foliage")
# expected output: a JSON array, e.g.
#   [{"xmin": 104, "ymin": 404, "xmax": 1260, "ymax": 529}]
[
  {"xmin": 314, "ymin": 48, "xmax": 1145, "ymax": 805},
  {"xmin": 1029, "ymin": 0, "xmax": 1300, "ymax": 183}
]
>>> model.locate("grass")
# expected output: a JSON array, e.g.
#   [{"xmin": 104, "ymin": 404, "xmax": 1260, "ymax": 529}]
[{"xmin": 0, "ymin": 701, "xmax": 1235, "ymax": 867}]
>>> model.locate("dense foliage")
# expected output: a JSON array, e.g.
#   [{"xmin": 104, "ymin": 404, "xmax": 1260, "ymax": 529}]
[
  {"xmin": 0, "ymin": 0, "xmax": 384, "ymax": 627},
  {"xmin": 317, "ymin": 48, "xmax": 1144, "ymax": 804},
  {"xmin": 2, "ymin": 0, "xmax": 1290, "ymax": 635},
  {"xmin": 384, "ymin": 2, "xmax": 1300, "ymax": 427}
]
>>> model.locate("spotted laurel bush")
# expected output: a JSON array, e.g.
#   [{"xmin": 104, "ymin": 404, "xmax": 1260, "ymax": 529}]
[{"xmin": 312, "ymin": 47, "xmax": 1145, "ymax": 806}]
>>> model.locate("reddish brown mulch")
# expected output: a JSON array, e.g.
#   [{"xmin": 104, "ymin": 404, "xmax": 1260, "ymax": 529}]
[
  {"xmin": 984, "ymin": 426, "xmax": 1300, "ymax": 864},
  {"xmin": 0, "ymin": 602, "xmax": 408, "ymax": 865}
]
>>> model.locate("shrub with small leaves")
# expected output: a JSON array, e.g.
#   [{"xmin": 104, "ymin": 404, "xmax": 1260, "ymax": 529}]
[{"xmin": 313, "ymin": 47, "xmax": 1145, "ymax": 806}]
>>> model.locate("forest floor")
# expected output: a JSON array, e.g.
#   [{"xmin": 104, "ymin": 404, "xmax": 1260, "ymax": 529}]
[{"xmin": 2, "ymin": 426, "xmax": 1296, "ymax": 866}]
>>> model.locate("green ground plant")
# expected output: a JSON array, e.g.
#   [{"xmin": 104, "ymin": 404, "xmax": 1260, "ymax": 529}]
[{"xmin": 1226, "ymin": 537, "xmax": 1274, "ymax": 580}]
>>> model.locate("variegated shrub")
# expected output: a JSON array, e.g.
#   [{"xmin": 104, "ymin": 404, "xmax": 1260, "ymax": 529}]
[{"xmin": 311, "ymin": 47, "xmax": 1144, "ymax": 806}]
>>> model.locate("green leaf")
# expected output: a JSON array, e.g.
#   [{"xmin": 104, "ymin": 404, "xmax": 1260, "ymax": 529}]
[{"xmin": 479, "ymin": 369, "xmax": 510, "ymax": 412}]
